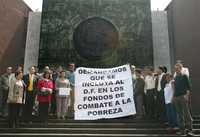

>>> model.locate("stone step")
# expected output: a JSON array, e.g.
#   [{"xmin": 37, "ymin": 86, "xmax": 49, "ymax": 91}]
[
  {"xmin": 193, "ymin": 135, "xmax": 200, "ymax": 137},
  {"xmin": 0, "ymin": 122, "xmax": 167, "ymax": 128},
  {"xmin": 0, "ymin": 120, "xmax": 199, "ymax": 128},
  {"xmin": 0, "ymin": 128, "xmax": 174, "ymax": 134},
  {"xmin": 0, "ymin": 119, "xmax": 163, "ymax": 123},
  {"xmin": 0, "ymin": 119, "xmax": 200, "ymax": 124},
  {"xmin": 193, "ymin": 129, "xmax": 200, "ymax": 134},
  {"xmin": 194, "ymin": 124, "xmax": 200, "ymax": 129},
  {"xmin": 0, "ymin": 133, "xmax": 188, "ymax": 137},
  {"xmin": 194, "ymin": 120, "xmax": 200, "ymax": 124},
  {"xmin": 193, "ymin": 116, "xmax": 200, "ymax": 119},
  {"xmin": 0, "ymin": 116, "xmax": 199, "ymax": 137},
  {"xmin": 0, "ymin": 116, "xmax": 199, "ymax": 121}
]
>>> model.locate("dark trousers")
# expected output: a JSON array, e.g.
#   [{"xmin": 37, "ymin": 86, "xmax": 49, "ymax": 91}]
[
  {"xmin": 68, "ymin": 88, "xmax": 74, "ymax": 118},
  {"xmin": 146, "ymin": 89, "xmax": 156, "ymax": 118},
  {"xmin": 174, "ymin": 95, "xmax": 193, "ymax": 131},
  {"xmin": 23, "ymin": 92, "xmax": 35, "ymax": 122},
  {"xmin": 134, "ymin": 94, "xmax": 144, "ymax": 117},
  {"xmin": 0, "ymin": 90, "xmax": 2, "ymax": 114},
  {"xmin": 156, "ymin": 90, "xmax": 166, "ymax": 121},
  {"xmin": 50, "ymin": 92, "xmax": 57, "ymax": 115},
  {"xmin": 2, "ymin": 90, "xmax": 9, "ymax": 116},
  {"xmin": 8, "ymin": 103, "xmax": 21, "ymax": 128},
  {"xmin": 166, "ymin": 103, "xmax": 178, "ymax": 128},
  {"xmin": 39, "ymin": 102, "xmax": 49, "ymax": 123}
]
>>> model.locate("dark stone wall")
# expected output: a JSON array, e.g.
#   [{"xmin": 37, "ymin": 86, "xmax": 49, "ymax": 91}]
[
  {"xmin": 166, "ymin": 0, "xmax": 200, "ymax": 115},
  {"xmin": 39, "ymin": 0, "xmax": 153, "ymax": 68}
]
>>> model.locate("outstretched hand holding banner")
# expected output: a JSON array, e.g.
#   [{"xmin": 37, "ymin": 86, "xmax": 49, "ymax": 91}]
[{"xmin": 74, "ymin": 64, "xmax": 136, "ymax": 120}]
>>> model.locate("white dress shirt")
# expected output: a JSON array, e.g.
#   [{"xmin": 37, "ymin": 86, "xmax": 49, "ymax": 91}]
[
  {"xmin": 157, "ymin": 73, "xmax": 164, "ymax": 91},
  {"xmin": 164, "ymin": 81, "xmax": 174, "ymax": 104},
  {"xmin": 145, "ymin": 75, "xmax": 156, "ymax": 90}
]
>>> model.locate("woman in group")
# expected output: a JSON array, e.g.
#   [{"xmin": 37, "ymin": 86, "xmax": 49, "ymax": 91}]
[
  {"xmin": 55, "ymin": 70, "xmax": 70, "ymax": 119},
  {"xmin": 37, "ymin": 70, "xmax": 53, "ymax": 126},
  {"xmin": 7, "ymin": 70, "xmax": 25, "ymax": 128},
  {"xmin": 164, "ymin": 73, "xmax": 178, "ymax": 133}
]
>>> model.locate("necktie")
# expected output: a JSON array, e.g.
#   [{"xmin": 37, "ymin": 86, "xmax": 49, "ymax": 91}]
[{"xmin": 28, "ymin": 74, "xmax": 33, "ymax": 91}]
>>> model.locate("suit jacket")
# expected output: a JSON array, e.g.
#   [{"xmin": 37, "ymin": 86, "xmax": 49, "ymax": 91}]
[
  {"xmin": 23, "ymin": 74, "xmax": 38, "ymax": 95},
  {"xmin": 161, "ymin": 74, "xmax": 167, "ymax": 90},
  {"xmin": 0, "ymin": 73, "xmax": 10, "ymax": 91},
  {"xmin": 155, "ymin": 73, "xmax": 167, "ymax": 91},
  {"xmin": 134, "ymin": 77, "xmax": 145, "ymax": 96}
]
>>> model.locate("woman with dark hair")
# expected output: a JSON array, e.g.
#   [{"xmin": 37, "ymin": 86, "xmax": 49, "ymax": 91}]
[
  {"xmin": 7, "ymin": 70, "xmax": 25, "ymax": 128},
  {"xmin": 55, "ymin": 71, "xmax": 70, "ymax": 119},
  {"xmin": 37, "ymin": 70, "xmax": 53, "ymax": 126}
]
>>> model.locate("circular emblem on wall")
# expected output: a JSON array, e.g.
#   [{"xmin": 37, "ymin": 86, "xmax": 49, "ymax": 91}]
[{"xmin": 73, "ymin": 17, "xmax": 119, "ymax": 60}]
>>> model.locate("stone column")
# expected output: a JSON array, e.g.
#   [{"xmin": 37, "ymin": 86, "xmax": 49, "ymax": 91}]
[
  {"xmin": 24, "ymin": 12, "xmax": 41, "ymax": 74},
  {"xmin": 152, "ymin": 11, "xmax": 171, "ymax": 72}
]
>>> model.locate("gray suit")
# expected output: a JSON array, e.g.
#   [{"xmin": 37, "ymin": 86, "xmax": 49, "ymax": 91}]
[
  {"xmin": 134, "ymin": 77, "xmax": 145, "ymax": 117},
  {"xmin": 0, "ymin": 73, "xmax": 10, "ymax": 116}
]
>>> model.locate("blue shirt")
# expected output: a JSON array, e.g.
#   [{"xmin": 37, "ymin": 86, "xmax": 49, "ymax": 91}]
[{"xmin": 66, "ymin": 70, "xmax": 75, "ymax": 87}]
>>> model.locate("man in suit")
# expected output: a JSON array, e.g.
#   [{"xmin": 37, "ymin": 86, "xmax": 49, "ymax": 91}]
[
  {"xmin": 23, "ymin": 66, "xmax": 38, "ymax": 123},
  {"xmin": 134, "ymin": 68, "xmax": 145, "ymax": 119},
  {"xmin": 173, "ymin": 63, "xmax": 192, "ymax": 135},
  {"xmin": 155, "ymin": 66, "xmax": 168, "ymax": 121},
  {"xmin": 0, "ymin": 67, "xmax": 12, "ymax": 117},
  {"xmin": 66, "ymin": 63, "xmax": 75, "ymax": 118},
  {"xmin": 144, "ymin": 67, "xmax": 156, "ymax": 119}
]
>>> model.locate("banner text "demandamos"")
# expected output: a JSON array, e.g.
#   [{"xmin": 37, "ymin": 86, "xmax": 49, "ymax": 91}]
[{"xmin": 78, "ymin": 67, "xmax": 127, "ymax": 75}]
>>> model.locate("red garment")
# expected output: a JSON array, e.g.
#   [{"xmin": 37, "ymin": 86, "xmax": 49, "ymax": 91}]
[{"xmin": 37, "ymin": 79, "xmax": 53, "ymax": 103}]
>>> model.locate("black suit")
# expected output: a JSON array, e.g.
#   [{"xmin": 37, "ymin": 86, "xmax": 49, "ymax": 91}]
[
  {"xmin": 155, "ymin": 74, "xmax": 167, "ymax": 121},
  {"xmin": 22, "ymin": 74, "xmax": 38, "ymax": 122}
]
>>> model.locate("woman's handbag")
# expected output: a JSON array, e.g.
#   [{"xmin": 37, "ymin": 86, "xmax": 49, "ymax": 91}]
[
  {"xmin": 37, "ymin": 79, "xmax": 50, "ymax": 96},
  {"xmin": 37, "ymin": 90, "xmax": 49, "ymax": 96}
]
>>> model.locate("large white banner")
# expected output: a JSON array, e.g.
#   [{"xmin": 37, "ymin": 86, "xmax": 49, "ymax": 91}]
[{"xmin": 74, "ymin": 64, "xmax": 136, "ymax": 120}]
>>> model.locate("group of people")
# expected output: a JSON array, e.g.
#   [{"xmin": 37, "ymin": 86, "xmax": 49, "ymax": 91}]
[
  {"xmin": 132, "ymin": 61, "xmax": 192, "ymax": 135},
  {"xmin": 0, "ymin": 63, "xmax": 75, "ymax": 128},
  {"xmin": 0, "ymin": 61, "xmax": 193, "ymax": 135}
]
